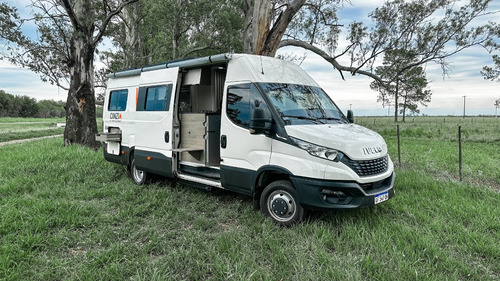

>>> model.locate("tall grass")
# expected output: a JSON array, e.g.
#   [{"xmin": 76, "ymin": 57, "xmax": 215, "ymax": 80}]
[{"xmin": 0, "ymin": 137, "xmax": 498, "ymax": 280}]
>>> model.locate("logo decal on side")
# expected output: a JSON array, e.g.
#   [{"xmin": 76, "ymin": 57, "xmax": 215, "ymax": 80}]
[{"xmin": 110, "ymin": 113, "xmax": 122, "ymax": 120}]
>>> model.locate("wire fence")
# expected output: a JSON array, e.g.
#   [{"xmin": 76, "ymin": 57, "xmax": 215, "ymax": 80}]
[{"xmin": 356, "ymin": 116, "xmax": 500, "ymax": 184}]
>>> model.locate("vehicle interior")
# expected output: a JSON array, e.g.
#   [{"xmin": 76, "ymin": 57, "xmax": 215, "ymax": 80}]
[{"xmin": 175, "ymin": 65, "xmax": 227, "ymax": 180}]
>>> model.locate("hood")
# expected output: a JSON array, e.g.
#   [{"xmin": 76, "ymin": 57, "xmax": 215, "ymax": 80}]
[{"xmin": 285, "ymin": 124, "xmax": 387, "ymax": 160}]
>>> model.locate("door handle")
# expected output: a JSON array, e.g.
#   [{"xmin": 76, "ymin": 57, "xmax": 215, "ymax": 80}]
[
  {"xmin": 221, "ymin": 135, "xmax": 227, "ymax": 148},
  {"xmin": 164, "ymin": 131, "xmax": 169, "ymax": 143}
]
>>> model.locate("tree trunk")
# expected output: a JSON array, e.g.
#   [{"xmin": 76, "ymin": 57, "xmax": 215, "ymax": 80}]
[
  {"xmin": 243, "ymin": 0, "xmax": 271, "ymax": 54},
  {"xmin": 122, "ymin": 2, "xmax": 141, "ymax": 68},
  {"xmin": 64, "ymin": 1, "xmax": 99, "ymax": 150},
  {"xmin": 243, "ymin": 0, "xmax": 305, "ymax": 56}
]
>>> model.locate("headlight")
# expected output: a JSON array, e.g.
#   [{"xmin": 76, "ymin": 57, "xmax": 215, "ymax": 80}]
[{"xmin": 291, "ymin": 137, "xmax": 343, "ymax": 162}]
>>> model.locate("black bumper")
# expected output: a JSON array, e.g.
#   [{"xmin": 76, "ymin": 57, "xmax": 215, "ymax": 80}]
[{"xmin": 290, "ymin": 172, "xmax": 395, "ymax": 210}]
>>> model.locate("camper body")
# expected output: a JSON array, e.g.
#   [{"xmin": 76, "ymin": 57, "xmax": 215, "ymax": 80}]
[{"xmin": 97, "ymin": 53, "xmax": 395, "ymax": 225}]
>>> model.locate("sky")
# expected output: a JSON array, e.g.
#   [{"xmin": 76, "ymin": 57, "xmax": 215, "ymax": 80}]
[{"xmin": 1, "ymin": 0, "xmax": 499, "ymax": 116}]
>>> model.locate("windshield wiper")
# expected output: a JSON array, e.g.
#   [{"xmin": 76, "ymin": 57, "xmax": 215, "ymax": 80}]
[
  {"xmin": 281, "ymin": 115, "xmax": 324, "ymax": 124},
  {"xmin": 318, "ymin": 116, "xmax": 348, "ymax": 124}
]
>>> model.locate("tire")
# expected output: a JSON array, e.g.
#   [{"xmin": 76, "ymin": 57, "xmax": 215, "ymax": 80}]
[
  {"xmin": 130, "ymin": 157, "xmax": 147, "ymax": 185},
  {"xmin": 260, "ymin": 180, "xmax": 305, "ymax": 226}
]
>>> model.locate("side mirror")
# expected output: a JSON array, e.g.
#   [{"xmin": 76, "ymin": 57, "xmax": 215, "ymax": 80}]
[
  {"xmin": 250, "ymin": 108, "xmax": 272, "ymax": 135},
  {"xmin": 347, "ymin": 110, "xmax": 354, "ymax": 123}
]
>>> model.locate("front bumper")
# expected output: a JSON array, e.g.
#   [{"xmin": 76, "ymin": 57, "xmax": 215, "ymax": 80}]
[{"xmin": 291, "ymin": 172, "xmax": 395, "ymax": 210}]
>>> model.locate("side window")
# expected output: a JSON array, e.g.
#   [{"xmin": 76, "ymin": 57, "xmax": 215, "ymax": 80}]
[
  {"xmin": 137, "ymin": 84, "xmax": 172, "ymax": 111},
  {"xmin": 226, "ymin": 83, "xmax": 270, "ymax": 129},
  {"xmin": 108, "ymin": 89, "xmax": 128, "ymax": 111}
]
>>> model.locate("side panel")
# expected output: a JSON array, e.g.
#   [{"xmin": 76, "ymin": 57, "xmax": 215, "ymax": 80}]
[
  {"xmin": 219, "ymin": 82, "xmax": 272, "ymax": 194},
  {"xmin": 133, "ymin": 68, "xmax": 179, "ymax": 174}
]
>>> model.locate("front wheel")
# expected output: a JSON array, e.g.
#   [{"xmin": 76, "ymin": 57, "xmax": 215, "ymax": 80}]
[
  {"xmin": 260, "ymin": 180, "xmax": 305, "ymax": 226},
  {"xmin": 130, "ymin": 158, "xmax": 147, "ymax": 185}
]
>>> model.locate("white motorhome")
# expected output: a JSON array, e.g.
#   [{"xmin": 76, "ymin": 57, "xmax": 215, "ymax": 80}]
[{"xmin": 96, "ymin": 53, "xmax": 395, "ymax": 226}]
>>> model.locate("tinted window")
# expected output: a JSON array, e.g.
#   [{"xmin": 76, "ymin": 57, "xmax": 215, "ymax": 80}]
[
  {"xmin": 226, "ymin": 83, "xmax": 270, "ymax": 129},
  {"xmin": 108, "ymin": 89, "xmax": 128, "ymax": 111},
  {"xmin": 144, "ymin": 85, "xmax": 171, "ymax": 111}
]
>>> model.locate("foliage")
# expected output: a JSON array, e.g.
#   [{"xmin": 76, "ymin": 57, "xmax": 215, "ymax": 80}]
[
  {"xmin": 103, "ymin": 0, "xmax": 245, "ymax": 72},
  {"xmin": 481, "ymin": 53, "xmax": 500, "ymax": 82},
  {"xmin": 0, "ymin": 0, "xmax": 138, "ymax": 149},
  {"xmin": 0, "ymin": 90, "xmax": 65, "ymax": 118},
  {"xmin": 278, "ymin": 0, "xmax": 499, "ymax": 109},
  {"xmin": 370, "ymin": 49, "xmax": 432, "ymax": 121}
]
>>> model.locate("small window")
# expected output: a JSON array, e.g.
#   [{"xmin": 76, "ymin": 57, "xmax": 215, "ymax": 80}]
[
  {"xmin": 143, "ymin": 85, "xmax": 171, "ymax": 111},
  {"xmin": 108, "ymin": 89, "xmax": 128, "ymax": 111},
  {"xmin": 227, "ymin": 83, "xmax": 270, "ymax": 129}
]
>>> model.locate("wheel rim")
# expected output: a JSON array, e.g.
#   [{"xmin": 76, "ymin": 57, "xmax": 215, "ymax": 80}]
[
  {"xmin": 267, "ymin": 190, "xmax": 296, "ymax": 222},
  {"xmin": 132, "ymin": 163, "xmax": 144, "ymax": 182}
]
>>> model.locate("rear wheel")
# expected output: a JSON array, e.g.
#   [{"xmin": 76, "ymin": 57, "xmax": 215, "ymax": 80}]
[
  {"xmin": 130, "ymin": 158, "xmax": 147, "ymax": 185},
  {"xmin": 260, "ymin": 180, "xmax": 304, "ymax": 226}
]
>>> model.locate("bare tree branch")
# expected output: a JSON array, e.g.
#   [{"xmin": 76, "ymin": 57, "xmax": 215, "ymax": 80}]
[
  {"xmin": 93, "ymin": 0, "xmax": 139, "ymax": 47},
  {"xmin": 278, "ymin": 38, "xmax": 386, "ymax": 85}
]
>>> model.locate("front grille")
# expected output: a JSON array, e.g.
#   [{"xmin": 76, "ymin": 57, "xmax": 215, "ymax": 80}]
[{"xmin": 341, "ymin": 155, "xmax": 388, "ymax": 177}]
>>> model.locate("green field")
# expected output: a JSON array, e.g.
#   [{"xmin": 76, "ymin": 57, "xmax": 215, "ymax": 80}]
[
  {"xmin": 0, "ymin": 118, "xmax": 103, "ymax": 143},
  {"xmin": 0, "ymin": 122, "xmax": 65, "ymax": 143},
  {"xmin": 0, "ymin": 117, "xmax": 498, "ymax": 280},
  {"xmin": 358, "ymin": 116, "xmax": 500, "ymax": 189}
]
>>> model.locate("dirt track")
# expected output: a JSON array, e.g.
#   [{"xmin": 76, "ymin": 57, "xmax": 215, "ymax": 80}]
[{"xmin": 0, "ymin": 134, "xmax": 63, "ymax": 147}]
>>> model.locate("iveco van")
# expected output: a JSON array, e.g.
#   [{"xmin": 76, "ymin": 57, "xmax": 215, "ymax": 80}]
[{"xmin": 96, "ymin": 53, "xmax": 395, "ymax": 226}]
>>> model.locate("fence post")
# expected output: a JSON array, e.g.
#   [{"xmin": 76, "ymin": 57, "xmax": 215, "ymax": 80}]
[
  {"xmin": 459, "ymin": 126, "xmax": 462, "ymax": 182},
  {"xmin": 397, "ymin": 124, "xmax": 401, "ymax": 166}
]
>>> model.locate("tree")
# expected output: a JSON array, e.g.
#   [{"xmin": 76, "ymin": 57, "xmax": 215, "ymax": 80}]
[
  {"xmin": 104, "ymin": 0, "xmax": 244, "ymax": 72},
  {"xmin": 482, "ymin": 55, "xmax": 500, "ymax": 82},
  {"xmin": 370, "ymin": 49, "xmax": 432, "ymax": 122},
  {"xmin": 1, "ymin": 0, "xmax": 138, "ymax": 149},
  {"xmin": 240, "ymin": 0, "xmax": 498, "ymax": 118},
  {"xmin": 495, "ymin": 98, "xmax": 500, "ymax": 118},
  {"xmin": 37, "ymin": 99, "xmax": 66, "ymax": 118}
]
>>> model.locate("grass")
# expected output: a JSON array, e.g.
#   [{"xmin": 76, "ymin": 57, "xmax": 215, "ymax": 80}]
[
  {"xmin": 0, "ymin": 123, "xmax": 499, "ymax": 280},
  {"xmin": 0, "ymin": 117, "xmax": 64, "ymax": 143},
  {"xmin": 0, "ymin": 117, "xmax": 65, "ymax": 123},
  {"xmin": 0, "ymin": 118, "xmax": 103, "ymax": 143},
  {"xmin": 357, "ymin": 116, "xmax": 500, "ymax": 189}
]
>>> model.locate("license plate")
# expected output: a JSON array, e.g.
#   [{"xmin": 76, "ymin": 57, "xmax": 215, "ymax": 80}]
[{"xmin": 374, "ymin": 191, "xmax": 389, "ymax": 205}]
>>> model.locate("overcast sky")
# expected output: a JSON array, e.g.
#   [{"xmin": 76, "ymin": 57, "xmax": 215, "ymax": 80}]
[{"xmin": 1, "ymin": 0, "xmax": 499, "ymax": 116}]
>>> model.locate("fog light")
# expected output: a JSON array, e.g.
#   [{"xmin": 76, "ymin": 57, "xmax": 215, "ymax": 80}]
[{"xmin": 321, "ymin": 189, "xmax": 346, "ymax": 199}]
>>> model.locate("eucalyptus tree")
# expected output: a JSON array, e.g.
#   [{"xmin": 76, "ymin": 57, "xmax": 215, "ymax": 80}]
[
  {"xmin": 244, "ymin": 0, "xmax": 498, "ymax": 110},
  {"xmin": 1, "ymin": 0, "xmax": 137, "ymax": 149},
  {"xmin": 105, "ymin": 0, "xmax": 245, "ymax": 72}
]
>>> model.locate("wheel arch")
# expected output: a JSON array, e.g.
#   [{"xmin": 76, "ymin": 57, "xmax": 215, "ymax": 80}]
[
  {"xmin": 127, "ymin": 146, "xmax": 136, "ymax": 167},
  {"xmin": 252, "ymin": 165, "xmax": 294, "ymax": 209}
]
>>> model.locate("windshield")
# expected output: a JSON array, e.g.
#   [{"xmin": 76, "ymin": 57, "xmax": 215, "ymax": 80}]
[{"xmin": 258, "ymin": 83, "xmax": 347, "ymax": 125}]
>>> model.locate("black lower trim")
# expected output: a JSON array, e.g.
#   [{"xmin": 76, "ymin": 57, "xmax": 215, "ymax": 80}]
[
  {"xmin": 290, "ymin": 172, "xmax": 395, "ymax": 210},
  {"xmin": 135, "ymin": 150, "xmax": 173, "ymax": 178},
  {"xmin": 103, "ymin": 143, "xmax": 129, "ymax": 166},
  {"xmin": 220, "ymin": 165, "xmax": 255, "ymax": 196}
]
